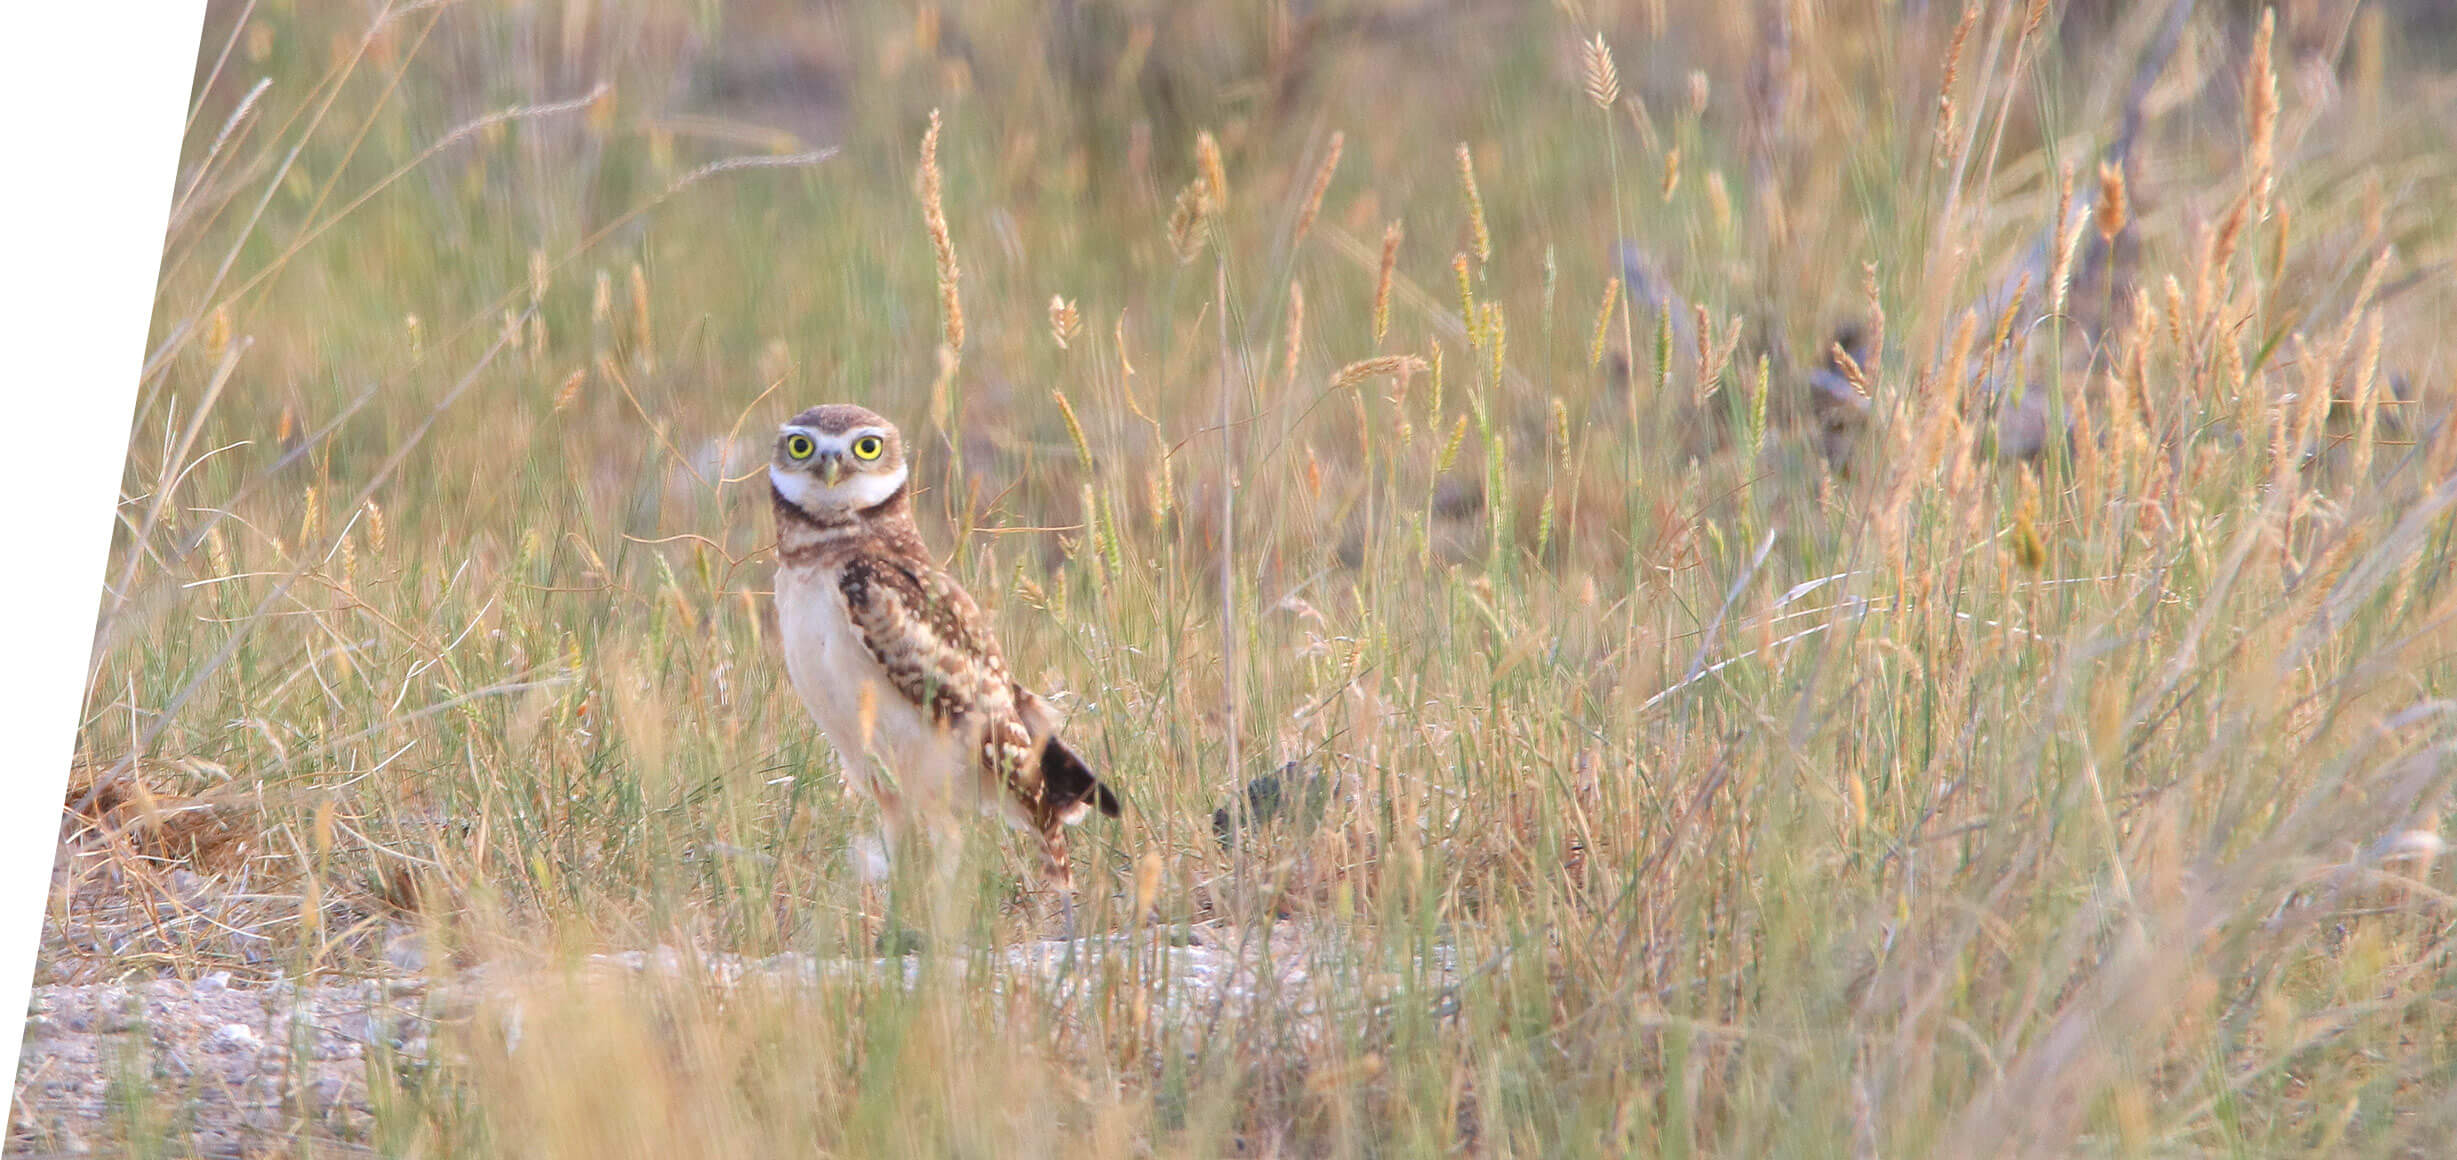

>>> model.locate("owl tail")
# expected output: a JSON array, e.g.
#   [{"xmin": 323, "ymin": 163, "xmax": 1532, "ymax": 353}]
[{"xmin": 1040, "ymin": 735, "xmax": 1122, "ymax": 824}]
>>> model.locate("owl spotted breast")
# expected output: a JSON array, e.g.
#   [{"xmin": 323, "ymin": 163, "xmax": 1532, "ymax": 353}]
[{"xmin": 767, "ymin": 403, "xmax": 1119, "ymax": 902}]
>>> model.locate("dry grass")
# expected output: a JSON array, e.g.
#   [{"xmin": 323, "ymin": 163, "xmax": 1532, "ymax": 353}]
[{"xmin": 26, "ymin": 0, "xmax": 2457, "ymax": 1156}]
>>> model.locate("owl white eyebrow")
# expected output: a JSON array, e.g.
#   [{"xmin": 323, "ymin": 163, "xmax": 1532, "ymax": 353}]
[{"xmin": 781, "ymin": 427, "xmax": 886, "ymax": 454}]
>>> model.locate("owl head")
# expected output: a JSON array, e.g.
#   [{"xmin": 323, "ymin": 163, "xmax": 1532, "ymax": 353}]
[{"xmin": 770, "ymin": 404, "xmax": 909, "ymax": 515}]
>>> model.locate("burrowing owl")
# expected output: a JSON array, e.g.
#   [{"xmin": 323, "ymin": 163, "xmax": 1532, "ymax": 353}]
[{"xmin": 768, "ymin": 403, "xmax": 1119, "ymax": 902}]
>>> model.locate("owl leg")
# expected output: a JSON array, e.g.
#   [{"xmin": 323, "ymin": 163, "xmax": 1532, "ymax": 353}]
[
  {"xmin": 1040, "ymin": 815, "xmax": 1081, "ymax": 944},
  {"xmin": 855, "ymin": 776, "xmax": 909, "ymax": 884}
]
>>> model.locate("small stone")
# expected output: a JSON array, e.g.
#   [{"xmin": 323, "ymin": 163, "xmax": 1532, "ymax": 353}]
[
  {"xmin": 207, "ymin": 1022, "xmax": 262, "ymax": 1053},
  {"xmin": 383, "ymin": 933, "xmax": 428, "ymax": 972},
  {"xmin": 195, "ymin": 970, "xmax": 232, "ymax": 994}
]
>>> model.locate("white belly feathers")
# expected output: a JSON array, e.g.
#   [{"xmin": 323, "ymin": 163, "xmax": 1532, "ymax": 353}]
[{"xmin": 775, "ymin": 562, "xmax": 976, "ymax": 812}]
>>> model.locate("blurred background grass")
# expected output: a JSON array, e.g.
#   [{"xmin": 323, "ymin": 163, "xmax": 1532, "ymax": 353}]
[{"xmin": 29, "ymin": 0, "xmax": 2457, "ymax": 1155}]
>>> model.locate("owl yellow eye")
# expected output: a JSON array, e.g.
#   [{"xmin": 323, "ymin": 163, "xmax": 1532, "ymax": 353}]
[
  {"xmin": 784, "ymin": 433, "xmax": 815, "ymax": 459},
  {"xmin": 852, "ymin": 434, "xmax": 885, "ymax": 461}
]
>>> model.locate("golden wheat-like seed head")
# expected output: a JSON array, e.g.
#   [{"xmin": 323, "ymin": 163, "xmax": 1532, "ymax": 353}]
[
  {"xmin": 918, "ymin": 109, "xmax": 964, "ymax": 355},
  {"xmin": 1485, "ymin": 303, "xmax": 1508, "ymax": 390},
  {"xmin": 1832, "ymin": 342, "xmax": 1870, "ymax": 399},
  {"xmin": 1934, "ymin": 4, "xmax": 1978, "ymax": 165},
  {"xmin": 1582, "ymin": 33, "xmax": 1620, "ymax": 109},
  {"xmin": 362, "ymin": 500, "xmax": 386, "ymax": 556},
  {"xmin": 1294, "ymin": 132, "xmax": 1343, "ymax": 245},
  {"xmin": 1281, "ymin": 283, "xmax": 1305, "ymax": 389},
  {"xmin": 1939, "ymin": 308, "xmax": 1979, "ymax": 407},
  {"xmin": 1330, "ymin": 355, "xmax": 1429, "ymax": 392},
  {"xmin": 2094, "ymin": 161, "xmax": 2129, "ymax": 241},
  {"xmin": 1196, "ymin": 130, "xmax": 1229, "ymax": 209},
  {"xmin": 1455, "ymin": 143, "xmax": 1490, "ymax": 266},
  {"xmin": 1051, "ymin": 388, "xmax": 1093, "ymax": 473},
  {"xmin": 1588, "ymin": 275, "xmax": 1622, "ymax": 371},
  {"xmin": 1373, "ymin": 222, "xmax": 1401, "ymax": 348},
  {"xmin": 1167, "ymin": 178, "xmax": 1212, "ymax": 263},
  {"xmin": 2011, "ymin": 491, "xmax": 2047, "ymax": 572},
  {"xmin": 1749, "ymin": 352, "xmax": 1771, "ymax": 455},
  {"xmin": 2247, "ymin": 8, "xmax": 2278, "ymax": 180},
  {"xmin": 2213, "ymin": 194, "xmax": 2250, "ymax": 278},
  {"xmin": 2351, "ymin": 311, "xmax": 2384, "ymax": 479},
  {"xmin": 1651, "ymin": 304, "xmax": 1673, "ymax": 400},
  {"xmin": 2021, "ymin": 0, "xmax": 2052, "ymax": 42},
  {"xmin": 1988, "ymin": 272, "xmax": 2031, "ymax": 362},
  {"xmin": 1691, "ymin": 302, "xmax": 1713, "ymax": 378},
  {"xmin": 1144, "ymin": 464, "xmax": 1171, "ymax": 528},
  {"xmin": 1436, "ymin": 412, "xmax": 1471, "ymax": 476},
  {"xmin": 1662, "ymin": 148, "xmax": 1681, "ymax": 200},
  {"xmin": 554, "ymin": 368, "xmax": 585, "ymax": 412},
  {"xmin": 300, "ymin": 485, "xmax": 322, "ymax": 546}
]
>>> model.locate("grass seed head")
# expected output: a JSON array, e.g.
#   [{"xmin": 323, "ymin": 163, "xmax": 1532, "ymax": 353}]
[
  {"xmin": 1167, "ymin": 177, "xmax": 1213, "ymax": 263},
  {"xmin": 1294, "ymin": 132, "xmax": 1343, "ymax": 245},
  {"xmin": 1436, "ymin": 412, "xmax": 1470, "ymax": 475},
  {"xmin": 554, "ymin": 368, "xmax": 585, "ymax": 412},
  {"xmin": 1282, "ymin": 283, "xmax": 1305, "ymax": 391},
  {"xmin": 918, "ymin": 108, "xmax": 965, "ymax": 354},
  {"xmin": 1330, "ymin": 355, "xmax": 1429, "ymax": 392},
  {"xmin": 1455, "ymin": 143, "xmax": 1490, "ymax": 266},
  {"xmin": 1049, "ymin": 295, "xmax": 1080, "ymax": 350},
  {"xmin": 2049, "ymin": 161, "xmax": 2079, "ymax": 315},
  {"xmin": 1583, "ymin": 33, "xmax": 1621, "ymax": 109},
  {"xmin": 1196, "ymin": 129, "xmax": 1229, "ymax": 209},
  {"xmin": 1373, "ymin": 222, "xmax": 1401, "ymax": 347},
  {"xmin": 1051, "ymin": 388, "xmax": 1094, "ymax": 473},
  {"xmin": 2247, "ymin": 8, "xmax": 2279, "ymax": 185},
  {"xmin": 1588, "ymin": 275, "xmax": 1622, "ymax": 370},
  {"xmin": 2095, "ymin": 160, "xmax": 2129, "ymax": 242}
]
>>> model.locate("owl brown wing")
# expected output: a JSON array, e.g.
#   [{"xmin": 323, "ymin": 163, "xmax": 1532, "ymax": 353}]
[{"xmin": 835, "ymin": 553, "xmax": 1011, "ymax": 728}]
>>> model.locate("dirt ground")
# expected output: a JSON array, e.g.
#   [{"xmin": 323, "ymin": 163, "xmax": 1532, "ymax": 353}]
[{"xmin": 10, "ymin": 921, "xmax": 1361, "ymax": 1157}]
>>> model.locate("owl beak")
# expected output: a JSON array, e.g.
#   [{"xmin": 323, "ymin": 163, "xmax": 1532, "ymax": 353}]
[{"xmin": 818, "ymin": 454, "xmax": 844, "ymax": 487}]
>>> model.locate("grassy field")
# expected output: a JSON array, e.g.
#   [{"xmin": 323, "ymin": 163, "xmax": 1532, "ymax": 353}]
[{"xmin": 30, "ymin": 0, "xmax": 2457, "ymax": 1154}]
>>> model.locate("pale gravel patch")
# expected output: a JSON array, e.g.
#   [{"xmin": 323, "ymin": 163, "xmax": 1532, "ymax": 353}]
[{"xmin": 12, "ymin": 920, "xmax": 1452, "ymax": 1157}]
